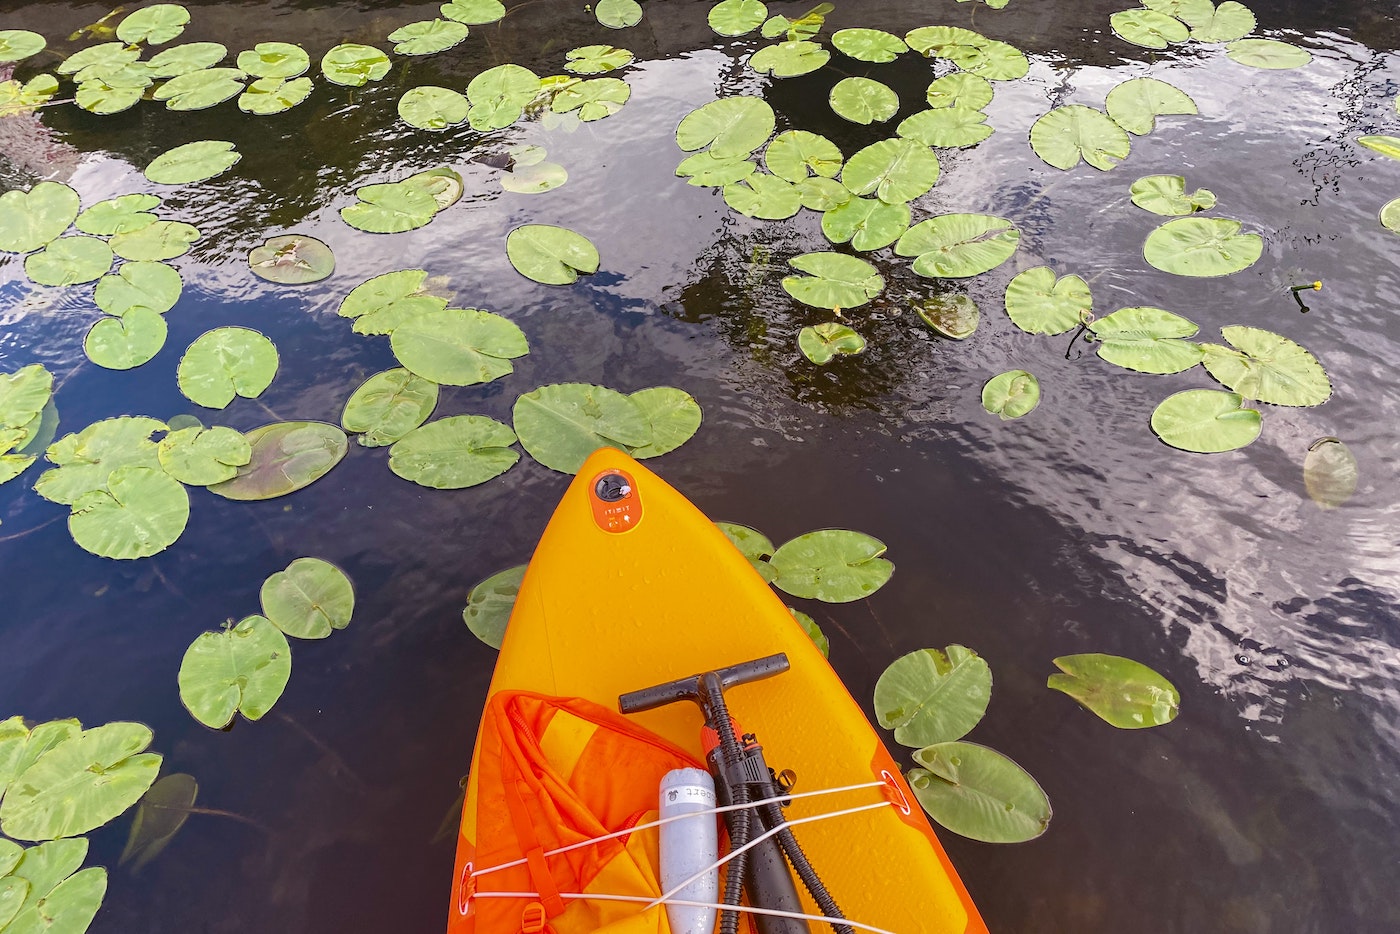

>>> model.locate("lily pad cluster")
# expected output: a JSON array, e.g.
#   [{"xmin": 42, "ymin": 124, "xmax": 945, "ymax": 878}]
[
  {"xmin": 1030, "ymin": 77, "xmax": 1198, "ymax": 172},
  {"xmin": 340, "ymin": 167, "xmax": 464, "ymax": 234},
  {"xmin": 1110, "ymin": 1, "xmax": 1312, "ymax": 69}
]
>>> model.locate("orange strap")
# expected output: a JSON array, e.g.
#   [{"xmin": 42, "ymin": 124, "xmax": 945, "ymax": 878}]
[{"xmin": 505, "ymin": 778, "xmax": 567, "ymax": 918}]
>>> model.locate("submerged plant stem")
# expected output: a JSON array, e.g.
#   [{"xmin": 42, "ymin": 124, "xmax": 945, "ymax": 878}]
[
  {"xmin": 0, "ymin": 513, "xmax": 63, "ymax": 543},
  {"xmin": 145, "ymin": 802, "xmax": 273, "ymax": 835}
]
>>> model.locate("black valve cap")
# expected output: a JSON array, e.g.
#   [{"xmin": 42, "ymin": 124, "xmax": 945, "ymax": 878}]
[{"xmin": 595, "ymin": 473, "xmax": 631, "ymax": 502}]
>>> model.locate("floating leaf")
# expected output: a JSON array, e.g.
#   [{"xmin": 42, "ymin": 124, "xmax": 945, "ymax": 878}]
[
  {"xmin": 1226, "ymin": 38, "xmax": 1312, "ymax": 69},
  {"xmin": 908, "ymin": 27, "xmax": 1028, "ymax": 80},
  {"xmin": 84, "ymin": 308, "xmax": 167, "ymax": 370},
  {"xmin": 68, "ymin": 466, "xmax": 190, "ymax": 560},
  {"xmin": 260, "ymin": 558, "xmax": 355, "ymax": 639},
  {"xmin": 1048, "ymin": 654, "xmax": 1180, "ymax": 728},
  {"xmin": 596, "ymin": 0, "xmax": 643, "ymax": 29},
  {"xmin": 0, "ymin": 74, "xmax": 60, "ymax": 117},
  {"xmin": 896, "ymin": 213, "xmax": 1019, "ymax": 278},
  {"xmin": 875, "ymin": 646, "xmax": 991, "ymax": 747},
  {"xmin": 207, "ymin": 421, "xmax": 348, "ymax": 501},
  {"xmin": 1030, "ymin": 105, "xmax": 1130, "ymax": 170},
  {"xmin": 236, "ymin": 41, "xmax": 310, "ymax": 78},
  {"xmin": 1105, "ymin": 77, "xmax": 1197, "ymax": 136},
  {"xmin": 916, "ymin": 294, "xmax": 979, "ymax": 340},
  {"xmin": 0, "ymin": 29, "xmax": 45, "ymax": 63},
  {"xmin": 798, "ymin": 323, "xmax": 865, "ymax": 364},
  {"xmin": 390, "ymin": 308, "xmax": 528, "ymax": 387},
  {"xmin": 502, "ymin": 160, "xmax": 568, "ymax": 193},
  {"xmin": 464, "ymin": 565, "xmax": 526, "ymax": 649},
  {"xmin": 769, "ymin": 529, "xmax": 893, "ymax": 603},
  {"xmin": 239, "ymin": 76, "xmax": 313, "ymax": 115},
  {"xmin": 1150, "ymin": 389, "xmax": 1261, "ymax": 453},
  {"xmin": 790, "ymin": 608, "xmax": 828, "ymax": 657},
  {"xmin": 34, "ymin": 417, "xmax": 166, "ymax": 506},
  {"xmin": 1130, "ymin": 175, "xmax": 1216, "ymax": 215},
  {"xmin": 796, "ymin": 177, "xmax": 852, "ymax": 211},
  {"xmin": 3, "ymin": 838, "xmax": 94, "ymax": 915},
  {"xmin": 389, "ymin": 415, "xmax": 519, "ymax": 489},
  {"xmin": 831, "ymin": 28, "xmax": 907, "ymax": 63},
  {"xmin": 982, "ymin": 369, "xmax": 1040, "ymax": 420},
  {"xmin": 551, "ymin": 77, "xmax": 630, "ymax": 121},
  {"xmin": 841, "ymin": 138, "xmax": 940, "ymax": 204},
  {"xmin": 109, "ymin": 220, "xmax": 200, "ymax": 261},
  {"xmin": 340, "ymin": 182, "xmax": 438, "ymax": 234},
  {"xmin": 342, "ymin": 368, "xmax": 439, "ymax": 447},
  {"xmin": 337, "ymin": 269, "xmax": 446, "ymax": 335},
  {"xmin": 1143, "ymin": 216, "xmax": 1262, "ymax": 277},
  {"xmin": 1383, "ymin": 199, "xmax": 1400, "ymax": 233},
  {"xmin": 708, "ymin": 0, "xmax": 767, "ymax": 36},
  {"xmin": 24, "ymin": 237, "xmax": 112, "ymax": 287},
  {"xmin": 763, "ymin": 130, "xmax": 841, "ymax": 182},
  {"xmin": 154, "ymin": 68, "xmax": 246, "ymax": 110},
  {"xmin": 76, "ymin": 194, "xmax": 160, "ymax": 236},
  {"xmin": 761, "ymin": 3, "xmax": 833, "ymax": 41},
  {"xmin": 0, "ymin": 182, "xmax": 80, "ymax": 254},
  {"xmin": 248, "ymin": 235, "xmax": 334, "ymax": 284},
  {"xmin": 1181, "ymin": 0, "xmax": 1255, "ymax": 42},
  {"xmin": 157, "ymin": 425, "xmax": 251, "ymax": 485},
  {"xmin": 1089, "ymin": 306, "xmax": 1203, "ymax": 374},
  {"xmin": 405, "ymin": 167, "xmax": 464, "ymax": 212},
  {"xmin": 676, "ymin": 96, "xmax": 775, "ymax": 158},
  {"xmin": 1110, "ymin": 9, "xmax": 1189, "ymax": 48},
  {"xmin": 565, "ymin": 45, "xmax": 634, "ymax": 74},
  {"xmin": 723, "ymin": 173, "xmax": 801, "ymax": 220},
  {"xmin": 441, "ymin": 0, "xmax": 506, "ymax": 25},
  {"xmin": 1003, "ymin": 266, "xmax": 1090, "ymax": 335},
  {"xmin": 820, "ymin": 197, "xmax": 909, "ymax": 251},
  {"xmin": 1200, "ymin": 326, "xmax": 1331, "ymax": 406},
  {"xmin": 398, "ymin": 86, "xmax": 469, "ymax": 129},
  {"xmin": 0, "ymin": 365, "xmax": 53, "ymax": 447},
  {"xmin": 119, "ymin": 773, "xmax": 198, "ymax": 873},
  {"xmin": 749, "ymin": 40, "xmax": 830, "ymax": 78},
  {"xmin": 781, "ymin": 252, "xmax": 884, "ymax": 309},
  {"xmin": 905, "ymin": 25, "xmax": 982, "ymax": 59},
  {"xmin": 147, "ymin": 42, "xmax": 228, "ymax": 78},
  {"xmin": 58, "ymin": 42, "xmax": 138, "ymax": 76},
  {"xmin": 95, "ymin": 261, "xmax": 182, "ymax": 316},
  {"xmin": 628, "ymin": 387, "xmax": 702, "ymax": 458},
  {"xmin": 716, "ymin": 522, "xmax": 777, "ymax": 582},
  {"xmin": 1143, "ymin": 0, "xmax": 1214, "ymax": 17},
  {"xmin": 389, "ymin": 19, "xmax": 469, "ymax": 56},
  {"xmin": 829, "ymin": 77, "xmax": 899, "ymax": 125},
  {"xmin": 177, "ymin": 327, "xmax": 279, "ymax": 409},
  {"xmin": 321, "ymin": 43, "xmax": 390, "ymax": 87},
  {"xmin": 178, "ymin": 616, "xmax": 292, "ymax": 728},
  {"xmin": 116, "ymin": 4, "xmax": 189, "ymax": 45},
  {"xmin": 1358, "ymin": 136, "xmax": 1400, "ymax": 161},
  {"xmin": 1304, "ymin": 438, "xmax": 1357, "ymax": 509},
  {"xmin": 75, "ymin": 76, "xmax": 144, "ymax": 114},
  {"xmin": 909, "ymin": 743, "xmax": 1051, "ymax": 843},
  {"xmin": 925, "ymin": 72, "xmax": 993, "ymax": 110},
  {"xmin": 466, "ymin": 64, "xmax": 540, "ymax": 130},
  {"xmin": 897, "ymin": 107, "xmax": 993, "ymax": 149},
  {"xmin": 506, "ymin": 225, "xmax": 599, "ymax": 285},
  {"xmin": 512, "ymin": 383, "xmax": 653, "ymax": 474}
]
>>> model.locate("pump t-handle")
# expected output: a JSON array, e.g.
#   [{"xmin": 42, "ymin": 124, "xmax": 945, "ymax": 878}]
[{"xmin": 618, "ymin": 653, "xmax": 790, "ymax": 714}]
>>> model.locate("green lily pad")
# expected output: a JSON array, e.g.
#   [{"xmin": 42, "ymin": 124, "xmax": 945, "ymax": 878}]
[
  {"xmin": 0, "ymin": 29, "xmax": 45, "ymax": 63},
  {"xmin": 342, "ymin": 368, "xmax": 439, "ymax": 447},
  {"xmin": 1226, "ymin": 38, "xmax": 1311, "ymax": 69},
  {"xmin": 74, "ymin": 78, "xmax": 143, "ymax": 114},
  {"xmin": 982, "ymin": 369, "xmax": 1040, "ymax": 420},
  {"xmin": 1, "ymin": 722, "xmax": 84, "ymax": 805},
  {"xmin": 5, "ymin": 852, "xmax": 106, "ymax": 933},
  {"xmin": 390, "ymin": 307, "xmax": 528, "ymax": 386},
  {"xmin": 237, "ymin": 41, "xmax": 310, "ymax": 78},
  {"xmin": 177, "ymin": 327, "xmax": 279, "ymax": 409},
  {"xmin": 405, "ymin": 167, "xmax": 464, "ymax": 212},
  {"xmin": 796, "ymin": 177, "xmax": 852, "ymax": 211},
  {"xmin": 239, "ymin": 76, "xmax": 313, "ymax": 115},
  {"xmin": 1200, "ymin": 326, "xmax": 1331, "ymax": 406},
  {"xmin": 761, "ymin": 3, "xmax": 832, "ymax": 41},
  {"xmin": 321, "ymin": 43, "xmax": 390, "ymax": 87},
  {"xmin": 596, "ymin": 0, "xmax": 643, "ymax": 29},
  {"xmin": 0, "ymin": 182, "xmax": 80, "ymax": 254},
  {"xmin": 723, "ymin": 173, "xmax": 801, "ymax": 220},
  {"xmin": 506, "ymin": 224, "xmax": 599, "ymax": 285},
  {"xmin": 1143, "ymin": 0, "xmax": 1214, "ymax": 18},
  {"xmin": 909, "ymin": 743, "xmax": 1051, "ymax": 843},
  {"xmin": 24, "ymin": 237, "xmax": 112, "ymax": 287},
  {"xmin": 512, "ymin": 383, "xmax": 653, "ymax": 474},
  {"xmin": 84, "ymin": 307, "xmax": 168, "ymax": 370},
  {"xmin": 1181, "ymin": 0, "xmax": 1255, "ymax": 42},
  {"xmin": 1304, "ymin": 437, "xmax": 1357, "ymax": 509},
  {"xmin": 68, "ymin": 466, "xmax": 189, "ymax": 560},
  {"xmin": 1089, "ymin": 306, "xmax": 1203, "ymax": 374},
  {"xmin": 260, "ymin": 557, "xmax": 355, "ymax": 639},
  {"xmin": 628, "ymin": 387, "xmax": 702, "ymax": 458},
  {"xmin": 441, "ymin": 0, "xmax": 506, "ymax": 25},
  {"xmin": 841, "ymin": 138, "xmax": 940, "ymax": 204},
  {"xmin": 157, "ymin": 425, "xmax": 251, "ymax": 486},
  {"xmin": 503, "ymin": 160, "xmax": 569, "ymax": 193},
  {"xmin": 897, "ymin": 107, "xmax": 993, "ymax": 149},
  {"xmin": 907, "ymin": 27, "xmax": 1028, "ymax": 80},
  {"xmin": 716, "ymin": 522, "xmax": 777, "ymax": 583},
  {"xmin": 95, "ymin": 261, "xmax": 182, "ymax": 316},
  {"xmin": 769, "ymin": 529, "xmax": 893, "ymax": 603},
  {"xmin": 466, "ymin": 64, "xmax": 540, "ymax": 130},
  {"xmin": 565, "ymin": 45, "xmax": 634, "ymax": 74},
  {"xmin": 58, "ymin": 42, "xmax": 138, "ymax": 76},
  {"xmin": 398, "ymin": 86, "xmax": 469, "ymax": 130},
  {"xmin": 0, "ymin": 364, "xmax": 53, "ymax": 443},
  {"xmin": 551, "ymin": 76, "xmax": 630, "ymax": 121},
  {"xmin": 676, "ymin": 96, "xmax": 775, "ymax": 158},
  {"xmin": 76, "ymin": 194, "xmax": 161, "ymax": 236},
  {"xmin": 248, "ymin": 235, "xmax": 334, "ymax": 284},
  {"xmin": 389, "ymin": 415, "xmax": 519, "ymax": 489},
  {"xmin": 179, "ymin": 616, "xmax": 292, "ymax": 728},
  {"xmin": 1004, "ymin": 266, "xmax": 1090, "ymax": 335},
  {"xmin": 1048, "ymin": 654, "xmax": 1180, "ymax": 728},
  {"xmin": 821, "ymin": 197, "xmax": 909, "ymax": 251},
  {"xmin": 147, "ymin": 42, "xmax": 228, "ymax": 78},
  {"xmin": 109, "ymin": 220, "xmax": 200, "ymax": 261},
  {"xmin": 1143, "ymin": 216, "xmax": 1262, "ymax": 277},
  {"xmin": 763, "ymin": 130, "xmax": 841, "ymax": 182},
  {"xmin": 791, "ymin": 608, "xmax": 828, "ymax": 657},
  {"xmin": 463, "ymin": 564, "xmax": 527, "ymax": 649},
  {"xmin": 781, "ymin": 251, "xmax": 884, "ymax": 309},
  {"xmin": 390, "ymin": 19, "xmax": 469, "ymax": 56},
  {"xmin": 1150, "ymin": 389, "xmax": 1262, "ymax": 453},
  {"xmin": 1105, "ymin": 77, "xmax": 1197, "ymax": 136},
  {"xmin": 0, "ymin": 74, "xmax": 60, "ymax": 116},
  {"xmin": 708, "ymin": 0, "xmax": 767, "ymax": 36},
  {"xmin": 1110, "ymin": 9, "xmax": 1189, "ymax": 48},
  {"xmin": 831, "ymin": 28, "xmax": 908, "ymax": 63},
  {"xmin": 916, "ymin": 293, "xmax": 980, "ymax": 339},
  {"xmin": 116, "ymin": 4, "xmax": 189, "ymax": 45},
  {"xmin": 749, "ymin": 40, "xmax": 829, "ymax": 78},
  {"xmin": 874, "ymin": 646, "xmax": 991, "ymax": 747},
  {"xmin": 829, "ymin": 77, "xmax": 898, "ymax": 125},
  {"xmin": 1030, "ymin": 105, "xmax": 1130, "ymax": 171},
  {"xmin": 1130, "ymin": 175, "xmax": 1216, "ymax": 215},
  {"xmin": 1359, "ymin": 135, "xmax": 1400, "ymax": 161},
  {"xmin": 340, "ymin": 181, "xmax": 439, "ymax": 233},
  {"xmin": 154, "ymin": 68, "xmax": 246, "ymax": 110},
  {"xmin": 925, "ymin": 72, "xmax": 994, "ymax": 110},
  {"xmin": 798, "ymin": 322, "xmax": 865, "ymax": 364},
  {"xmin": 34, "ymin": 416, "xmax": 167, "ymax": 506},
  {"xmin": 207, "ymin": 421, "xmax": 348, "ymax": 501},
  {"xmin": 119, "ymin": 773, "xmax": 198, "ymax": 873},
  {"xmin": 896, "ymin": 213, "xmax": 1020, "ymax": 278},
  {"xmin": 338, "ymin": 269, "xmax": 447, "ymax": 335}
]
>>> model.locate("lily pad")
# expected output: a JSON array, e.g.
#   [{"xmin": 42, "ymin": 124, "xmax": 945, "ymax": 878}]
[
  {"xmin": 1048, "ymin": 654, "xmax": 1180, "ymax": 728},
  {"xmin": 1358, "ymin": 135, "xmax": 1400, "ymax": 161},
  {"xmin": 389, "ymin": 415, "xmax": 520, "ymax": 489},
  {"xmin": 628, "ymin": 387, "xmax": 702, "ymax": 458},
  {"xmin": 716, "ymin": 522, "xmax": 777, "ymax": 583},
  {"xmin": 1181, "ymin": 0, "xmax": 1255, "ymax": 42},
  {"xmin": 1003, "ymin": 266, "xmax": 1090, "ymax": 335},
  {"xmin": 207, "ymin": 421, "xmax": 348, "ymax": 501},
  {"xmin": 1110, "ymin": 9, "xmax": 1189, "ymax": 48},
  {"xmin": 466, "ymin": 64, "xmax": 540, "ymax": 130},
  {"xmin": 761, "ymin": 3, "xmax": 832, "ymax": 41},
  {"xmin": 154, "ymin": 68, "xmax": 247, "ymax": 110},
  {"xmin": 399, "ymin": 86, "xmax": 469, "ymax": 130},
  {"xmin": 596, "ymin": 0, "xmax": 643, "ymax": 29},
  {"xmin": 798, "ymin": 323, "xmax": 865, "ymax": 364},
  {"xmin": 512, "ymin": 383, "xmax": 653, "ymax": 474},
  {"xmin": 95, "ymin": 261, "xmax": 182, "ymax": 316},
  {"xmin": 1143, "ymin": 0, "xmax": 1214, "ymax": 18},
  {"xmin": 829, "ymin": 77, "xmax": 899, "ymax": 125},
  {"xmin": 441, "ymin": 0, "xmax": 506, "ymax": 25},
  {"xmin": 109, "ymin": 221, "xmax": 200, "ymax": 261},
  {"xmin": 0, "ymin": 74, "xmax": 60, "ymax": 117},
  {"xmin": 58, "ymin": 43, "xmax": 138, "ymax": 77},
  {"xmin": 463, "ymin": 565, "xmax": 527, "ymax": 649},
  {"xmin": 340, "ymin": 182, "xmax": 439, "ymax": 234},
  {"xmin": 248, "ymin": 235, "xmax": 334, "ymax": 284},
  {"xmin": 916, "ymin": 293, "xmax": 979, "ymax": 340},
  {"xmin": 1030, "ymin": 105, "xmax": 1130, "ymax": 171},
  {"xmin": 981, "ymin": 369, "xmax": 1040, "ymax": 420},
  {"xmin": 147, "ymin": 42, "xmax": 228, "ymax": 78},
  {"xmin": 260, "ymin": 557, "xmax": 355, "ymax": 639},
  {"xmin": 506, "ymin": 225, "xmax": 599, "ymax": 285},
  {"xmin": 405, "ymin": 167, "xmax": 465, "ymax": 212},
  {"xmin": 1143, "ymin": 216, "xmax": 1262, "ymax": 277},
  {"xmin": 24, "ymin": 237, "xmax": 112, "ymax": 287},
  {"xmin": 338, "ymin": 269, "xmax": 447, "ymax": 335},
  {"xmin": 749, "ymin": 40, "xmax": 829, "ymax": 78},
  {"xmin": 34, "ymin": 416, "xmax": 167, "ymax": 506},
  {"xmin": 342, "ymin": 368, "xmax": 439, "ymax": 447},
  {"xmin": 723, "ymin": 174, "xmax": 801, "ymax": 220},
  {"xmin": 896, "ymin": 214, "xmax": 1020, "ymax": 278},
  {"xmin": 831, "ymin": 28, "xmax": 907, "ymax": 63},
  {"xmin": 925, "ymin": 72, "xmax": 994, "ymax": 110},
  {"xmin": 769, "ymin": 529, "xmax": 893, "ymax": 603},
  {"xmin": 821, "ymin": 197, "xmax": 909, "ymax": 251},
  {"xmin": 897, "ymin": 107, "xmax": 993, "ymax": 149},
  {"xmin": 764, "ymin": 130, "xmax": 841, "ymax": 182},
  {"xmin": 84, "ymin": 308, "xmax": 168, "ymax": 370},
  {"xmin": 503, "ymin": 160, "xmax": 568, "ymax": 193},
  {"xmin": 4, "ymin": 852, "xmax": 106, "ymax": 933},
  {"xmin": 0, "ymin": 29, "xmax": 45, "ymax": 63},
  {"xmin": 1200, "ymin": 326, "xmax": 1331, "ymax": 406},
  {"xmin": 875, "ymin": 646, "xmax": 992, "ymax": 747},
  {"xmin": 239, "ymin": 76, "xmax": 313, "ymax": 115},
  {"xmin": 551, "ymin": 77, "xmax": 630, "ymax": 121},
  {"xmin": 676, "ymin": 96, "xmax": 775, "ymax": 158},
  {"xmin": 0, "ymin": 182, "xmax": 80, "ymax": 254},
  {"xmin": 390, "ymin": 307, "xmax": 528, "ymax": 387},
  {"xmin": 389, "ymin": 19, "xmax": 470, "ymax": 56},
  {"xmin": 841, "ymin": 138, "xmax": 940, "ymax": 204},
  {"xmin": 177, "ymin": 327, "xmax": 279, "ymax": 409},
  {"xmin": 321, "ymin": 43, "xmax": 390, "ymax": 87},
  {"xmin": 76, "ymin": 194, "xmax": 161, "ymax": 236},
  {"xmin": 68, "ymin": 466, "xmax": 189, "ymax": 560},
  {"xmin": 1226, "ymin": 38, "xmax": 1311, "ymax": 69},
  {"xmin": 1150, "ymin": 389, "xmax": 1262, "ymax": 453},
  {"xmin": 75, "ymin": 77, "xmax": 145, "ymax": 114},
  {"xmin": 116, "ymin": 4, "xmax": 189, "ymax": 45},
  {"xmin": 178, "ymin": 616, "xmax": 292, "ymax": 728},
  {"xmin": 236, "ymin": 41, "xmax": 310, "ymax": 78},
  {"xmin": 1130, "ymin": 175, "xmax": 1216, "ymax": 215},
  {"xmin": 909, "ymin": 742, "xmax": 1051, "ymax": 843},
  {"xmin": 796, "ymin": 177, "xmax": 852, "ymax": 211},
  {"xmin": 781, "ymin": 251, "xmax": 884, "ymax": 309},
  {"xmin": 1089, "ymin": 306, "xmax": 1203, "ymax": 374},
  {"xmin": 565, "ymin": 45, "xmax": 634, "ymax": 74},
  {"xmin": 1105, "ymin": 77, "xmax": 1197, "ymax": 136},
  {"xmin": 0, "ymin": 364, "xmax": 53, "ymax": 451},
  {"xmin": 119, "ymin": 773, "xmax": 198, "ymax": 872},
  {"xmin": 157, "ymin": 425, "xmax": 252, "ymax": 486},
  {"xmin": 791, "ymin": 608, "xmax": 828, "ymax": 657},
  {"xmin": 1304, "ymin": 437, "xmax": 1357, "ymax": 509},
  {"xmin": 708, "ymin": 0, "xmax": 767, "ymax": 36}
]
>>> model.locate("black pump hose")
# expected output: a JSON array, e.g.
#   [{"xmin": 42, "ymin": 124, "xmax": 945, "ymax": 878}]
[
  {"xmin": 708, "ymin": 683, "xmax": 750, "ymax": 934},
  {"xmin": 758, "ymin": 798, "xmax": 854, "ymax": 934}
]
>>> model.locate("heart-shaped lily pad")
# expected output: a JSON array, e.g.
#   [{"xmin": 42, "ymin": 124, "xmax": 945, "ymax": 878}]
[
  {"xmin": 1200, "ymin": 326, "xmax": 1331, "ymax": 406},
  {"xmin": 260, "ymin": 557, "xmax": 355, "ymax": 639},
  {"xmin": 34, "ymin": 416, "xmax": 167, "ymax": 506},
  {"xmin": 1130, "ymin": 175, "xmax": 1216, "ymax": 215},
  {"xmin": 178, "ymin": 616, "xmax": 291, "ymax": 728},
  {"xmin": 676, "ymin": 96, "xmax": 776, "ymax": 158},
  {"xmin": 628, "ymin": 387, "xmax": 703, "ymax": 458},
  {"xmin": 1105, "ymin": 77, "xmax": 1197, "ymax": 136},
  {"xmin": 841, "ymin": 138, "xmax": 940, "ymax": 204},
  {"xmin": 716, "ymin": 522, "xmax": 777, "ymax": 582},
  {"xmin": 1004, "ymin": 266, "xmax": 1090, "ymax": 335},
  {"xmin": 239, "ymin": 76, "xmax": 314, "ymax": 115},
  {"xmin": 68, "ymin": 465, "xmax": 190, "ymax": 560},
  {"xmin": 821, "ymin": 197, "xmax": 910, "ymax": 251},
  {"xmin": 116, "ymin": 4, "xmax": 189, "ymax": 45},
  {"xmin": 829, "ymin": 77, "xmax": 899, "ymax": 125},
  {"xmin": 148, "ymin": 42, "xmax": 228, "ymax": 78},
  {"xmin": 177, "ymin": 327, "xmax": 279, "ymax": 408},
  {"xmin": 1143, "ymin": 216, "xmax": 1262, "ymax": 277},
  {"xmin": 95, "ymin": 261, "xmax": 182, "ymax": 316},
  {"xmin": 338, "ymin": 269, "xmax": 447, "ymax": 335},
  {"xmin": 1048, "ymin": 654, "xmax": 1180, "ymax": 729},
  {"xmin": 441, "ymin": 0, "xmax": 506, "ymax": 25},
  {"xmin": 1089, "ymin": 306, "xmax": 1203, "ymax": 374},
  {"xmin": 340, "ymin": 182, "xmax": 440, "ymax": 233},
  {"xmin": 0, "ymin": 73, "xmax": 60, "ymax": 116},
  {"xmin": 465, "ymin": 63, "xmax": 540, "ymax": 130},
  {"xmin": 0, "ymin": 182, "xmax": 80, "ymax": 254},
  {"xmin": 237, "ymin": 41, "xmax": 310, "ymax": 78},
  {"xmin": 723, "ymin": 174, "xmax": 802, "ymax": 220},
  {"xmin": 764, "ymin": 130, "xmax": 842, "ymax": 181},
  {"xmin": 157, "ymin": 425, "xmax": 252, "ymax": 485},
  {"xmin": 207, "ymin": 421, "xmax": 348, "ymax": 500},
  {"xmin": 321, "ymin": 43, "xmax": 390, "ymax": 87},
  {"xmin": 1031, "ymin": 105, "xmax": 1130, "ymax": 171},
  {"xmin": 897, "ymin": 107, "xmax": 993, "ymax": 148},
  {"xmin": 24, "ymin": 237, "xmax": 113, "ymax": 287},
  {"xmin": 154, "ymin": 68, "xmax": 246, "ymax": 110},
  {"xmin": 595, "ymin": 0, "xmax": 643, "ymax": 29},
  {"xmin": 76, "ymin": 194, "xmax": 160, "ymax": 235},
  {"xmin": 506, "ymin": 225, "xmax": 600, "ymax": 285},
  {"xmin": 916, "ymin": 293, "xmax": 979, "ymax": 339},
  {"xmin": 389, "ymin": 19, "xmax": 470, "ymax": 56},
  {"xmin": 708, "ymin": 0, "xmax": 767, "ymax": 36},
  {"xmin": 551, "ymin": 77, "xmax": 630, "ymax": 121},
  {"xmin": 342, "ymin": 368, "xmax": 439, "ymax": 447},
  {"xmin": 875, "ymin": 646, "xmax": 992, "ymax": 746},
  {"xmin": 565, "ymin": 45, "xmax": 635, "ymax": 74},
  {"xmin": 512, "ymin": 383, "xmax": 653, "ymax": 474},
  {"xmin": 769, "ymin": 529, "xmax": 893, "ymax": 603},
  {"xmin": 1110, "ymin": 9, "xmax": 1189, "ymax": 48},
  {"xmin": 1150, "ymin": 389, "xmax": 1261, "ymax": 453},
  {"xmin": 831, "ymin": 27, "xmax": 908, "ymax": 63},
  {"xmin": 1226, "ymin": 38, "xmax": 1312, "ymax": 69},
  {"xmin": 896, "ymin": 214, "xmax": 1019, "ymax": 278},
  {"xmin": 908, "ymin": 742, "xmax": 1050, "ymax": 843},
  {"xmin": 463, "ymin": 564, "xmax": 527, "ymax": 649},
  {"xmin": 390, "ymin": 307, "xmax": 529, "ymax": 386},
  {"xmin": 749, "ymin": 39, "xmax": 830, "ymax": 78},
  {"xmin": 982, "ymin": 369, "xmax": 1040, "ymax": 419},
  {"xmin": 145, "ymin": 140, "xmax": 242, "ymax": 185},
  {"xmin": 0, "ymin": 29, "xmax": 45, "ymax": 63},
  {"xmin": 798, "ymin": 322, "xmax": 866, "ymax": 364},
  {"xmin": 925, "ymin": 72, "xmax": 994, "ymax": 110},
  {"xmin": 110, "ymin": 221, "xmax": 200, "ymax": 261},
  {"xmin": 248, "ymin": 235, "xmax": 334, "ymax": 284},
  {"xmin": 84, "ymin": 307, "xmax": 168, "ymax": 370},
  {"xmin": 389, "ymin": 415, "xmax": 520, "ymax": 489},
  {"xmin": 399, "ymin": 86, "xmax": 469, "ymax": 130},
  {"xmin": 781, "ymin": 252, "xmax": 884, "ymax": 309}
]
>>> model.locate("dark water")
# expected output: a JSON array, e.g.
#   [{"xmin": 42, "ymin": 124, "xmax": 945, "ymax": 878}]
[{"xmin": 1, "ymin": 1, "xmax": 1398, "ymax": 931}]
